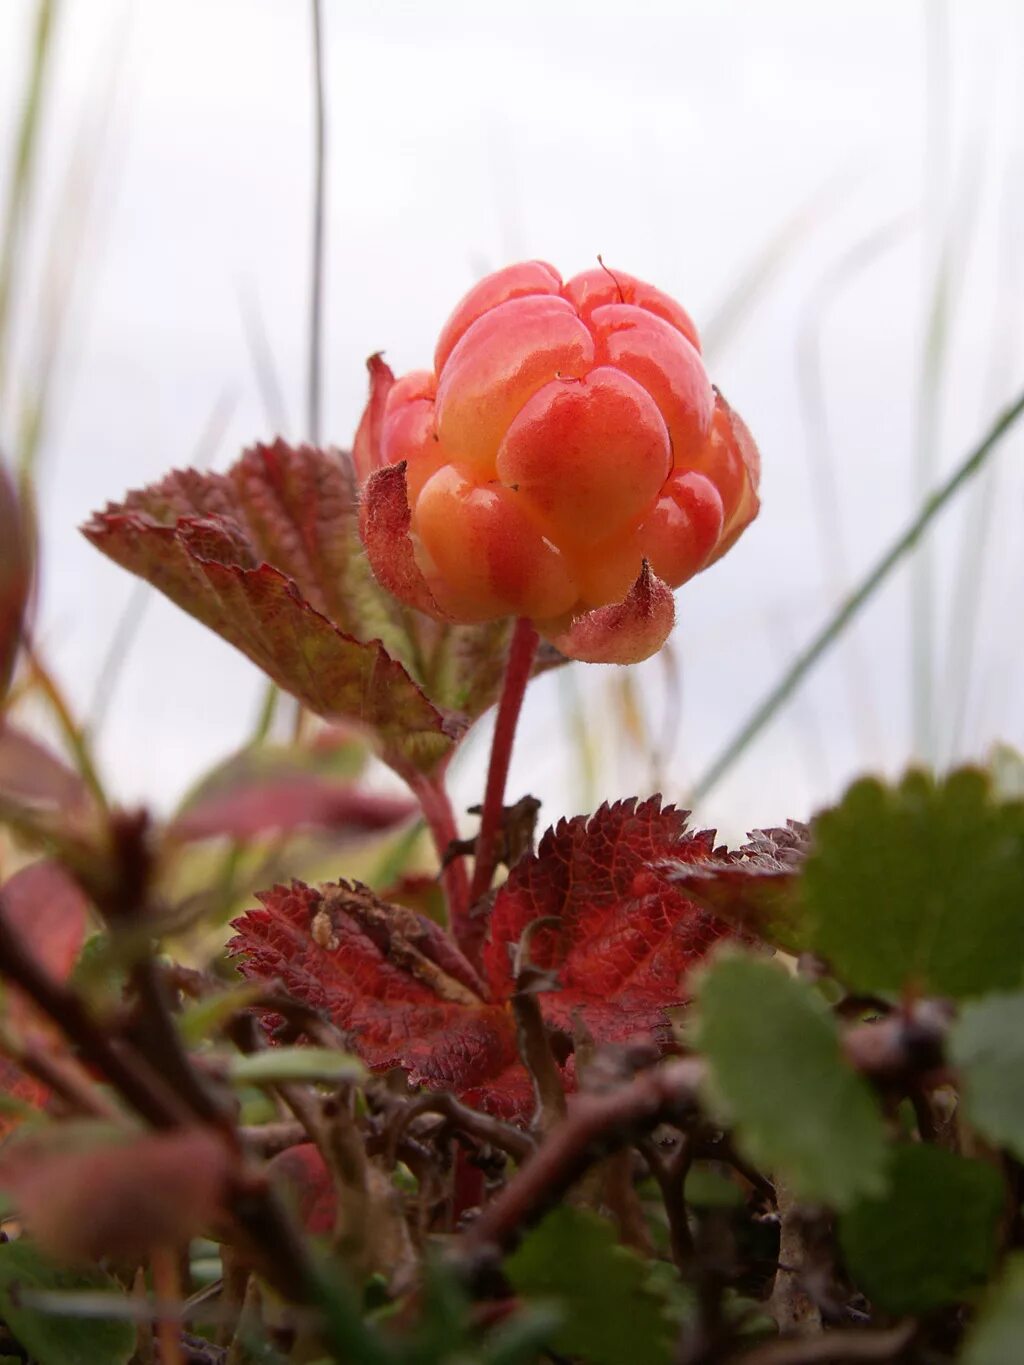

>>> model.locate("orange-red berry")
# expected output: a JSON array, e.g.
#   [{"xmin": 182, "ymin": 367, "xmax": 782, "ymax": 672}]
[{"xmin": 358, "ymin": 261, "xmax": 761, "ymax": 662}]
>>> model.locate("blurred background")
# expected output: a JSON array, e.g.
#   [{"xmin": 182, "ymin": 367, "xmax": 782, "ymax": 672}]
[{"xmin": 2, "ymin": 0, "xmax": 1022, "ymax": 841}]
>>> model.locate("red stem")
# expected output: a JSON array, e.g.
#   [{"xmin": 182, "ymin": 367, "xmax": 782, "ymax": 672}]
[
  {"xmin": 412, "ymin": 770, "xmax": 471, "ymax": 946},
  {"xmin": 470, "ymin": 617, "xmax": 540, "ymax": 906}
]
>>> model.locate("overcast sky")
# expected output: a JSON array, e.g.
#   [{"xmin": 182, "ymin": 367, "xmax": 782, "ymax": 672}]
[{"xmin": 2, "ymin": 1, "xmax": 1022, "ymax": 838}]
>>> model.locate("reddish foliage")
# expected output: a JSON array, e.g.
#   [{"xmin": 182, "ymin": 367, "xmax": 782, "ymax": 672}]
[
  {"xmin": 665, "ymin": 821, "xmax": 810, "ymax": 954},
  {"xmin": 82, "ymin": 443, "xmax": 454, "ymax": 774},
  {"xmin": 484, "ymin": 798, "xmax": 732, "ymax": 1043},
  {"xmin": 0, "ymin": 861, "xmax": 91, "ymax": 1133},
  {"xmin": 230, "ymin": 799, "xmax": 732, "ymax": 1117},
  {"xmin": 0, "ymin": 860, "xmax": 90, "ymax": 984},
  {"xmin": 0, "ymin": 721, "xmax": 92, "ymax": 814},
  {"xmin": 171, "ymin": 774, "xmax": 415, "ymax": 842},
  {"xmin": 266, "ymin": 1142, "xmax": 337, "ymax": 1236},
  {"xmin": 0, "ymin": 1127, "xmax": 231, "ymax": 1262}
]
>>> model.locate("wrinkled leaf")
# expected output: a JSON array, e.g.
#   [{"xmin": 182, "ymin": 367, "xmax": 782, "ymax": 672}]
[
  {"xmin": 485, "ymin": 798, "xmax": 734, "ymax": 1044},
  {"xmin": 228, "ymin": 1046, "xmax": 366, "ymax": 1087},
  {"xmin": 231, "ymin": 800, "xmax": 736, "ymax": 1117},
  {"xmin": 229, "ymin": 879, "xmax": 526, "ymax": 1116},
  {"xmin": 504, "ymin": 1206, "xmax": 674, "ymax": 1365},
  {"xmin": 83, "ymin": 445, "xmax": 454, "ymax": 773},
  {"xmin": 84, "ymin": 444, "xmax": 564, "ymax": 772},
  {"xmin": 838, "ymin": 1144, "xmax": 1003, "ymax": 1313},
  {"xmin": 950, "ymin": 992, "xmax": 1024, "ymax": 1160},
  {"xmin": 694, "ymin": 953, "xmax": 888, "ymax": 1207},
  {"xmin": 0, "ymin": 1240, "xmax": 136, "ymax": 1364},
  {"xmin": 805, "ymin": 768, "xmax": 1024, "ymax": 997},
  {"xmin": 961, "ymin": 1254, "xmax": 1024, "ymax": 1365},
  {"xmin": 665, "ymin": 822, "xmax": 809, "ymax": 953}
]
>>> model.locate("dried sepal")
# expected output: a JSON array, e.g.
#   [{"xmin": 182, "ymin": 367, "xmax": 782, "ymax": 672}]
[{"xmin": 543, "ymin": 561, "xmax": 675, "ymax": 665}]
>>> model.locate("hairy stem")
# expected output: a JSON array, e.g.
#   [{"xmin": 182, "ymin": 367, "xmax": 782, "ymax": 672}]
[{"xmin": 470, "ymin": 617, "xmax": 540, "ymax": 905}]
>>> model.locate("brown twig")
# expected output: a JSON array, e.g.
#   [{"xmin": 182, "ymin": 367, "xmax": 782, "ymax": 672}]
[
  {"xmin": 0, "ymin": 892, "xmax": 190, "ymax": 1128},
  {"xmin": 386, "ymin": 1090, "xmax": 535, "ymax": 1165},
  {"xmin": 638, "ymin": 1130, "xmax": 695, "ymax": 1269},
  {"xmin": 457, "ymin": 1058, "xmax": 704, "ymax": 1268}
]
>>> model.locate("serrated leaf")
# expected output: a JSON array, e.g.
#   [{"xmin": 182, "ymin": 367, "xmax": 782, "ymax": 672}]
[
  {"xmin": 228, "ymin": 1046, "xmax": 366, "ymax": 1087},
  {"xmin": 505, "ymin": 1207, "xmax": 674, "ymax": 1365},
  {"xmin": 805, "ymin": 768, "xmax": 1024, "ymax": 998},
  {"xmin": 838, "ymin": 1144, "xmax": 1003, "ymax": 1313},
  {"xmin": 694, "ymin": 952, "xmax": 888, "ymax": 1207},
  {"xmin": 84, "ymin": 444, "xmax": 565, "ymax": 772},
  {"xmin": 228, "ymin": 879, "xmax": 527, "ymax": 1116},
  {"xmin": 230, "ymin": 800, "xmax": 736, "ymax": 1117},
  {"xmin": 0, "ymin": 1241, "xmax": 136, "ymax": 1365},
  {"xmin": 85, "ymin": 515, "xmax": 452, "ymax": 773},
  {"xmin": 961, "ymin": 1254, "xmax": 1024, "ymax": 1365},
  {"xmin": 950, "ymin": 992, "xmax": 1024, "ymax": 1160},
  {"xmin": 665, "ymin": 822, "xmax": 810, "ymax": 953},
  {"xmin": 485, "ymin": 797, "xmax": 734, "ymax": 1044}
]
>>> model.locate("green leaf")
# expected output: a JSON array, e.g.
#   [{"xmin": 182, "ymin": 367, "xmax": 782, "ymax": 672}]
[
  {"xmin": 950, "ymin": 992, "xmax": 1024, "ymax": 1160},
  {"xmin": 0, "ymin": 1241, "xmax": 135, "ymax": 1365},
  {"xmin": 504, "ymin": 1207, "xmax": 674, "ymax": 1365},
  {"xmin": 961, "ymin": 1254, "xmax": 1024, "ymax": 1365},
  {"xmin": 805, "ymin": 768, "xmax": 1024, "ymax": 997},
  {"xmin": 178, "ymin": 982, "xmax": 265, "ymax": 1045},
  {"xmin": 838, "ymin": 1144, "xmax": 1003, "ymax": 1313},
  {"xmin": 693, "ymin": 952, "xmax": 888, "ymax": 1208},
  {"xmin": 228, "ymin": 1047, "xmax": 366, "ymax": 1087}
]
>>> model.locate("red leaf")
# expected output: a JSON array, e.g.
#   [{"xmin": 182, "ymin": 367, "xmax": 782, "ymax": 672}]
[
  {"xmin": 0, "ymin": 863, "xmax": 91, "ymax": 1135},
  {"xmin": 0, "ymin": 467, "xmax": 32, "ymax": 698},
  {"xmin": 230, "ymin": 800, "xmax": 734, "ymax": 1117},
  {"xmin": 0, "ymin": 1056, "xmax": 50, "ymax": 1137},
  {"xmin": 664, "ymin": 821, "xmax": 810, "ymax": 954},
  {"xmin": 485, "ymin": 798, "xmax": 732, "ymax": 1043},
  {"xmin": 0, "ymin": 861, "xmax": 89, "ymax": 986},
  {"xmin": 172, "ymin": 775, "xmax": 415, "ymax": 842},
  {"xmin": 0, "ymin": 721, "xmax": 92, "ymax": 814},
  {"xmin": 0, "ymin": 1127, "xmax": 231, "ymax": 1262},
  {"xmin": 228, "ymin": 881, "xmax": 525, "ymax": 1116},
  {"xmin": 266, "ymin": 1142, "xmax": 337, "ymax": 1236},
  {"xmin": 83, "ymin": 443, "xmax": 456, "ymax": 773}
]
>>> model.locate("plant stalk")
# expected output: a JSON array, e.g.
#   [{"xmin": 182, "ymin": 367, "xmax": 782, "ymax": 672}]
[{"xmin": 470, "ymin": 616, "xmax": 539, "ymax": 906}]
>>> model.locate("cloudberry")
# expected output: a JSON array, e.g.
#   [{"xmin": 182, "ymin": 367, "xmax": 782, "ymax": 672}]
[{"xmin": 356, "ymin": 261, "xmax": 760, "ymax": 664}]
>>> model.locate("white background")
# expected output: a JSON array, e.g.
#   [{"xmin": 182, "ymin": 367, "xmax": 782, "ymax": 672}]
[{"xmin": 1, "ymin": 0, "xmax": 1022, "ymax": 840}]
